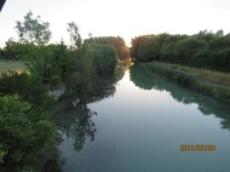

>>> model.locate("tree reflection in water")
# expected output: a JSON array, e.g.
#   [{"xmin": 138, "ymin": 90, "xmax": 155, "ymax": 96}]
[
  {"xmin": 51, "ymin": 65, "xmax": 125, "ymax": 151},
  {"xmin": 41, "ymin": 101, "xmax": 98, "ymax": 171},
  {"xmin": 41, "ymin": 65, "xmax": 125, "ymax": 170},
  {"xmin": 130, "ymin": 64, "xmax": 230, "ymax": 131},
  {"xmin": 67, "ymin": 103, "xmax": 97, "ymax": 151}
]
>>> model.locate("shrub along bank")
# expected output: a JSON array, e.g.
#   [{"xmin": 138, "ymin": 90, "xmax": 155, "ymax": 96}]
[{"xmin": 139, "ymin": 62, "xmax": 230, "ymax": 104}]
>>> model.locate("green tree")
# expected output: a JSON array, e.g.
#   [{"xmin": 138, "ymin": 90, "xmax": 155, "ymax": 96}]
[
  {"xmin": 67, "ymin": 22, "xmax": 82, "ymax": 50},
  {"xmin": 84, "ymin": 36, "xmax": 129, "ymax": 61},
  {"xmin": 82, "ymin": 44, "xmax": 118, "ymax": 76},
  {"xmin": 16, "ymin": 11, "xmax": 51, "ymax": 45},
  {"xmin": 3, "ymin": 39, "xmax": 36, "ymax": 60}
]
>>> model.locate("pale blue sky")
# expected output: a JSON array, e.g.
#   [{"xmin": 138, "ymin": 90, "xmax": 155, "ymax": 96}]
[{"xmin": 0, "ymin": 0, "xmax": 230, "ymax": 46}]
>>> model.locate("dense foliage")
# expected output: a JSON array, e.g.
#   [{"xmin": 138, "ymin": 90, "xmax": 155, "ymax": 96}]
[
  {"xmin": 0, "ymin": 71, "xmax": 52, "ymax": 107},
  {"xmin": 82, "ymin": 43, "xmax": 118, "ymax": 75},
  {"xmin": 0, "ymin": 39, "xmax": 36, "ymax": 60},
  {"xmin": 65, "ymin": 43, "xmax": 118, "ymax": 103},
  {"xmin": 130, "ymin": 30, "xmax": 230, "ymax": 71},
  {"xmin": 84, "ymin": 36, "xmax": 129, "ymax": 61},
  {"xmin": 0, "ymin": 96, "xmax": 55, "ymax": 171},
  {"xmin": 0, "ymin": 39, "xmax": 119, "ymax": 87},
  {"xmin": 0, "ymin": 11, "xmax": 123, "ymax": 171}
]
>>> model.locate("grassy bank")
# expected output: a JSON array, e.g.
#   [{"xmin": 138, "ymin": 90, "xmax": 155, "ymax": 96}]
[
  {"xmin": 140, "ymin": 62, "xmax": 230, "ymax": 104},
  {"xmin": 0, "ymin": 60, "xmax": 26, "ymax": 73}
]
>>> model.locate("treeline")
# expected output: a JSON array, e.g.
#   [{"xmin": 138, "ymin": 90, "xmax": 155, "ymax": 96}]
[
  {"xmin": 0, "ymin": 38, "xmax": 128, "ymax": 86},
  {"xmin": 0, "ymin": 11, "xmax": 128, "ymax": 171},
  {"xmin": 0, "ymin": 39, "xmax": 120, "ymax": 85},
  {"xmin": 130, "ymin": 30, "xmax": 230, "ymax": 71},
  {"xmin": 0, "ymin": 36, "xmax": 129, "ymax": 61},
  {"xmin": 84, "ymin": 36, "xmax": 129, "ymax": 61}
]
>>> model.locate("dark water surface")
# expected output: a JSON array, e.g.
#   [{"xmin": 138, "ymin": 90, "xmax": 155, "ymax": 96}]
[{"xmin": 57, "ymin": 65, "xmax": 230, "ymax": 172}]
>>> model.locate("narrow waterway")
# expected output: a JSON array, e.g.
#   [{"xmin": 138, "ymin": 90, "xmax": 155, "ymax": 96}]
[{"xmin": 57, "ymin": 65, "xmax": 230, "ymax": 172}]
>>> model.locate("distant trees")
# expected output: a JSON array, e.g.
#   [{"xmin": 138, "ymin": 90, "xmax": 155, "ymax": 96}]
[
  {"xmin": 16, "ymin": 11, "xmax": 51, "ymax": 45},
  {"xmin": 130, "ymin": 31, "xmax": 230, "ymax": 71},
  {"xmin": 84, "ymin": 36, "xmax": 129, "ymax": 61},
  {"xmin": 82, "ymin": 44, "xmax": 118, "ymax": 75},
  {"xmin": 1, "ymin": 39, "xmax": 36, "ymax": 60}
]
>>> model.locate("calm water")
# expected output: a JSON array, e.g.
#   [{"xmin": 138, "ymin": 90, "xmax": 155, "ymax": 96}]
[{"xmin": 57, "ymin": 65, "xmax": 230, "ymax": 172}]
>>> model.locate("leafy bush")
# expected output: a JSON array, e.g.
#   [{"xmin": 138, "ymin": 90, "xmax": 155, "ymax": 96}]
[
  {"xmin": 0, "ymin": 96, "xmax": 55, "ymax": 171},
  {"xmin": 0, "ymin": 71, "xmax": 52, "ymax": 107}
]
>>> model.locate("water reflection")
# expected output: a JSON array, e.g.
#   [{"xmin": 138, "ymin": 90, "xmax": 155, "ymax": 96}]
[
  {"xmin": 42, "ymin": 67, "xmax": 126, "ymax": 171},
  {"xmin": 130, "ymin": 64, "xmax": 230, "ymax": 130},
  {"xmin": 64, "ymin": 65, "xmax": 125, "ymax": 103},
  {"xmin": 56, "ymin": 103, "xmax": 97, "ymax": 150},
  {"xmin": 52, "ymin": 65, "xmax": 126, "ymax": 149},
  {"xmin": 55, "ymin": 64, "xmax": 230, "ymax": 172}
]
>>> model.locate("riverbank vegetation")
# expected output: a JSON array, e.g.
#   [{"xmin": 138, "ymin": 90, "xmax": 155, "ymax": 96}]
[
  {"xmin": 0, "ymin": 96, "xmax": 55, "ymax": 172},
  {"xmin": 136, "ymin": 62, "xmax": 230, "ymax": 104},
  {"xmin": 2, "ymin": 8, "xmax": 230, "ymax": 172},
  {"xmin": 0, "ymin": 11, "xmax": 129, "ymax": 171},
  {"xmin": 130, "ymin": 31, "xmax": 230, "ymax": 71},
  {"xmin": 130, "ymin": 31, "xmax": 230, "ymax": 103}
]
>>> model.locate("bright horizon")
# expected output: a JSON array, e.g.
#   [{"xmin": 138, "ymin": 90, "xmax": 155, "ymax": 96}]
[{"xmin": 1, "ymin": 0, "xmax": 230, "ymax": 46}]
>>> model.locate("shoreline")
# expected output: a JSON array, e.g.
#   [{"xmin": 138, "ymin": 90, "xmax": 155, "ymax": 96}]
[{"xmin": 138, "ymin": 62, "xmax": 230, "ymax": 104}]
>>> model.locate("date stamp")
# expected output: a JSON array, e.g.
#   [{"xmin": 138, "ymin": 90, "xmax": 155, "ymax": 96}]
[{"xmin": 180, "ymin": 144, "xmax": 216, "ymax": 152}]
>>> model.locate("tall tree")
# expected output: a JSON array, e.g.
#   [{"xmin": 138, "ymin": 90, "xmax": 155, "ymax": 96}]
[
  {"xmin": 15, "ymin": 11, "xmax": 51, "ymax": 45},
  {"xmin": 67, "ymin": 22, "xmax": 82, "ymax": 50}
]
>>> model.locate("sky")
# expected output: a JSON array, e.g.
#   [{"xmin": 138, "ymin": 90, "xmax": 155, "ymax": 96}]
[{"xmin": 0, "ymin": 0, "xmax": 230, "ymax": 46}]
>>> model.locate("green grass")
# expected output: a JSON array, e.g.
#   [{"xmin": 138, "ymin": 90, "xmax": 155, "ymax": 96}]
[
  {"xmin": 0, "ymin": 60, "xmax": 26, "ymax": 73},
  {"xmin": 141, "ymin": 62, "xmax": 230, "ymax": 104}
]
